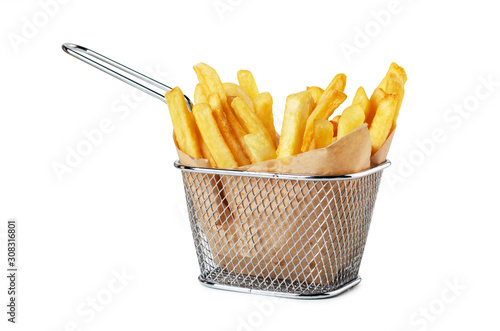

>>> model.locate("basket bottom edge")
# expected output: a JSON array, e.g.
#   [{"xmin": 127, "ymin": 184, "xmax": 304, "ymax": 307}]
[{"xmin": 197, "ymin": 275, "xmax": 362, "ymax": 300}]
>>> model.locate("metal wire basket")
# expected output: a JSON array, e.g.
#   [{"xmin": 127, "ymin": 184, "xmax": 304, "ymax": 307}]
[{"xmin": 175, "ymin": 160, "xmax": 390, "ymax": 299}]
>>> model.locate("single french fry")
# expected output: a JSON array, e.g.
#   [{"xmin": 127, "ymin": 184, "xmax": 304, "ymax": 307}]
[
  {"xmin": 237, "ymin": 70, "xmax": 259, "ymax": 99},
  {"xmin": 367, "ymin": 88, "xmax": 386, "ymax": 125},
  {"xmin": 369, "ymin": 94, "xmax": 398, "ymax": 154},
  {"xmin": 223, "ymin": 82, "xmax": 254, "ymax": 111},
  {"xmin": 253, "ymin": 92, "xmax": 278, "ymax": 147},
  {"xmin": 330, "ymin": 115, "xmax": 341, "ymax": 137},
  {"xmin": 391, "ymin": 62, "xmax": 407, "ymax": 84},
  {"xmin": 208, "ymin": 92, "xmax": 250, "ymax": 166},
  {"xmin": 384, "ymin": 72, "xmax": 405, "ymax": 129},
  {"xmin": 192, "ymin": 103, "xmax": 238, "ymax": 168},
  {"xmin": 301, "ymin": 89, "xmax": 347, "ymax": 152},
  {"xmin": 337, "ymin": 104, "xmax": 365, "ymax": 139},
  {"xmin": 231, "ymin": 97, "xmax": 276, "ymax": 149},
  {"xmin": 191, "ymin": 102, "xmax": 216, "ymax": 166},
  {"xmin": 200, "ymin": 139, "xmax": 217, "ymax": 167},
  {"xmin": 243, "ymin": 133, "xmax": 277, "ymax": 163},
  {"xmin": 378, "ymin": 62, "xmax": 407, "ymax": 89},
  {"xmin": 352, "ymin": 86, "xmax": 370, "ymax": 118},
  {"xmin": 312, "ymin": 119, "xmax": 334, "ymax": 150},
  {"xmin": 276, "ymin": 91, "xmax": 314, "ymax": 158},
  {"xmin": 317, "ymin": 73, "xmax": 346, "ymax": 104},
  {"xmin": 306, "ymin": 86, "xmax": 324, "ymax": 104},
  {"xmin": 194, "ymin": 83, "xmax": 209, "ymax": 104},
  {"xmin": 165, "ymin": 87, "xmax": 202, "ymax": 158}
]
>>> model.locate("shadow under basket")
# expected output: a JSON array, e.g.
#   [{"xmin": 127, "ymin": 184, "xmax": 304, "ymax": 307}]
[{"xmin": 174, "ymin": 160, "xmax": 390, "ymax": 299}]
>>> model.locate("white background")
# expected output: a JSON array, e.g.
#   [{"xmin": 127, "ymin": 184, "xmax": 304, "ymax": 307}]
[{"xmin": 1, "ymin": 0, "xmax": 499, "ymax": 330}]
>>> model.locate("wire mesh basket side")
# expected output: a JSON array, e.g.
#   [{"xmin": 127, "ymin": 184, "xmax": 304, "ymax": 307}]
[{"xmin": 180, "ymin": 169, "xmax": 383, "ymax": 295}]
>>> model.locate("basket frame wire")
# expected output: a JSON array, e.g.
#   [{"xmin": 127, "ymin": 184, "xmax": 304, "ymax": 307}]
[{"xmin": 175, "ymin": 161, "xmax": 390, "ymax": 299}]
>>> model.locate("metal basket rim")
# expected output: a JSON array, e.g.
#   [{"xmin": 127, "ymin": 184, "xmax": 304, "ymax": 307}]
[{"xmin": 174, "ymin": 159, "xmax": 390, "ymax": 181}]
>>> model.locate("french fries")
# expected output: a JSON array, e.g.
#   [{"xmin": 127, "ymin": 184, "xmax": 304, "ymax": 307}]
[
  {"xmin": 165, "ymin": 87, "xmax": 202, "ymax": 158},
  {"xmin": 237, "ymin": 70, "xmax": 259, "ymax": 99},
  {"xmin": 223, "ymin": 82, "xmax": 254, "ymax": 111},
  {"xmin": 384, "ymin": 72, "xmax": 405, "ymax": 129},
  {"xmin": 208, "ymin": 92, "xmax": 250, "ymax": 166},
  {"xmin": 193, "ymin": 63, "xmax": 250, "ymax": 159},
  {"xmin": 317, "ymin": 73, "xmax": 346, "ymax": 105},
  {"xmin": 337, "ymin": 104, "xmax": 365, "ymax": 139},
  {"xmin": 223, "ymin": 103, "xmax": 251, "ymax": 156},
  {"xmin": 243, "ymin": 133, "xmax": 277, "ymax": 163},
  {"xmin": 192, "ymin": 103, "xmax": 238, "ymax": 169},
  {"xmin": 378, "ymin": 62, "xmax": 407, "ymax": 89},
  {"xmin": 200, "ymin": 139, "xmax": 217, "ymax": 167},
  {"xmin": 253, "ymin": 92, "xmax": 278, "ymax": 148},
  {"xmin": 369, "ymin": 94, "xmax": 398, "ymax": 154},
  {"xmin": 193, "ymin": 63, "xmax": 228, "ymax": 104},
  {"xmin": 301, "ymin": 89, "xmax": 347, "ymax": 152},
  {"xmin": 167, "ymin": 62, "xmax": 406, "ymax": 169},
  {"xmin": 330, "ymin": 115, "xmax": 340, "ymax": 138},
  {"xmin": 376, "ymin": 63, "xmax": 407, "ymax": 129},
  {"xmin": 312, "ymin": 119, "xmax": 334, "ymax": 149},
  {"xmin": 194, "ymin": 83, "xmax": 209, "ymax": 104},
  {"xmin": 367, "ymin": 88, "xmax": 386, "ymax": 125},
  {"xmin": 231, "ymin": 97, "xmax": 276, "ymax": 149},
  {"xmin": 306, "ymin": 86, "xmax": 324, "ymax": 104},
  {"xmin": 276, "ymin": 91, "xmax": 314, "ymax": 158},
  {"xmin": 352, "ymin": 86, "xmax": 370, "ymax": 118}
]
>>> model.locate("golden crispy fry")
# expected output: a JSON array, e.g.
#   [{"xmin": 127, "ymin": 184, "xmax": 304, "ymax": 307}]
[
  {"xmin": 165, "ymin": 87, "xmax": 202, "ymax": 158},
  {"xmin": 391, "ymin": 62, "xmax": 407, "ymax": 84},
  {"xmin": 376, "ymin": 63, "xmax": 406, "ymax": 129},
  {"xmin": 301, "ymin": 90, "xmax": 347, "ymax": 152},
  {"xmin": 243, "ymin": 133, "xmax": 277, "ymax": 163},
  {"xmin": 208, "ymin": 93, "xmax": 250, "ymax": 166},
  {"xmin": 223, "ymin": 82, "xmax": 254, "ymax": 111},
  {"xmin": 378, "ymin": 62, "xmax": 407, "ymax": 89},
  {"xmin": 200, "ymin": 139, "xmax": 217, "ymax": 167},
  {"xmin": 253, "ymin": 92, "xmax": 278, "ymax": 148},
  {"xmin": 384, "ymin": 72, "xmax": 405, "ymax": 129},
  {"xmin": 193, "ymin": 63, "xmax": 227, "ymax": 103},
  {"xmin": 306, "ymin": 86, "xmax": 324, "ymax": 104},
  {"xmin": 194, "ymin": 83, "xmax": 209, "ymax": 104},
  {"xmin": 231, "ymin": 97, "xmax": 276, "ymax": 149},
  {"xmin": 276, "ymin": 91, "xmax": 314, "ymax": 158},
  {"xmin": 330, "ymin": 115, "xmax": 341, "ymax": 137},
  {"xmin": 337, "ymin": 104, "xmax": 365, "ymax": 139},
  {"xmin": 352, "ymin": 86, "xmax": 370, "ymax": 118},
  {"xmin": 369, "ymin": 94, "xmax": 398, "ymax": 154},
  {"xmin": 223, "ymin": 101, "xmax": 252, "ymax": 159},
  {"xmin": 237, "ymin": 70, "xmax": 259, "ymax": 99},
  {"xmin": 367, "ymin": 88, "xmax": 386, "ymax": 125},
  {"xmin": 192, "ymin": 103, "xmax": 238, "ymax": 168},
  {"xmin": 317, "ymin": 73, "xmax": 346, "ymax": 105},
  {"xmin": 312, "ymin": 119, "xmax": 334, "ymax": 150}
]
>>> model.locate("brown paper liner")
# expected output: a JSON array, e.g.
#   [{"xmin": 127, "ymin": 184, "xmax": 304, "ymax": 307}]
[
  {"xmin": 175, "ymin": 124, "xmax": 372, "ymax": 175},
  {"xmin": 237, "ymin": 124, "xmax": 371, "ymax": 175},
  {"xmin": 370, "ymin": 129, "xmax": 395, "ymax": 168}
]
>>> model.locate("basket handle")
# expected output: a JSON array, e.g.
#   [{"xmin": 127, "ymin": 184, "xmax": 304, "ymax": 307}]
[{"xmin": 61, "ymin": 43, "xmax": 192, "ymax": 110}]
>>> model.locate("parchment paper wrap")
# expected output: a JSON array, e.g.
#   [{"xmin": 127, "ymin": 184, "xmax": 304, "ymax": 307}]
[{"xmin": 370, "ymin": 129, "xmax": 395, "ymax": 168}]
